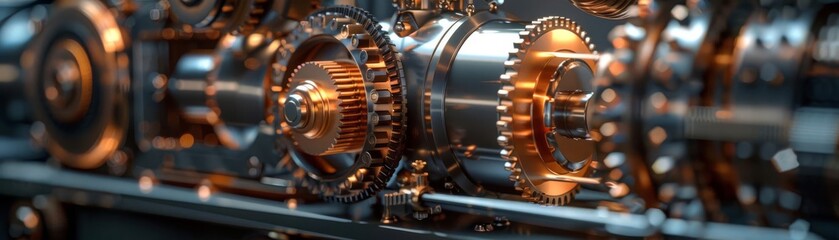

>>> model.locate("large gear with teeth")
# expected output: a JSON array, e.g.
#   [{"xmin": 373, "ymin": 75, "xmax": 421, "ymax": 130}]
[
  {"xmin": 589, "ymin": 0, "xmax": 839, "ymax": 222},
  {"xmin": 496, "ymin": 16, "xmax": 598, "ymax": 205},
  {"xmin": 591, "ymin": 0, "xmax": 731, "ymax": 217},
  {"xmin": 273, "ymin": 6, "xmax": 405, "ymax": 203}
]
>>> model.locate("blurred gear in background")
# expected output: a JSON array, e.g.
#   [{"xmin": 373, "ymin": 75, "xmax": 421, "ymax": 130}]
[
  {"xmin": 590, "ymin": 0, "xmax": 839, "ymax": 229},
  {"xmin": 24, "ymin": 0, "xmax": 130, "ymax": 169}
]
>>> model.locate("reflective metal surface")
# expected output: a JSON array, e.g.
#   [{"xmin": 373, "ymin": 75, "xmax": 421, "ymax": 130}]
[{"xmin": 442, "ymin": 19, "xmax": 522, "ymax": 194}]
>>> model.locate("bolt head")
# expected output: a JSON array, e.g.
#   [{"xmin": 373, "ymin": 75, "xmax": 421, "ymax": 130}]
[{"xmin": 283, "ymin": 94, "xmax": 307, "ymax": 128}]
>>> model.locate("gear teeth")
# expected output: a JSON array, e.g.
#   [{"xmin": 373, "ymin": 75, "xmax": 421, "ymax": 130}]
[
  {"xmin": 512, "ymin": 39, "xmax": 526, "ymax": 49},
  {"xmin": 289, "ymin": 61, "xmax": 368, "ymax": 155},
  {"xmin": 496, "ymin": 120, "xmax": 509, "ymax": 132},
  {"xmin": 507, "ymin": 49, "xmax": 521, "ymax": 59},
  {"xmin": 496, "ymin": 135, "xmax": 510, "ymax": 147},
  {"xmin": 499, "ymin": 73, "xmax": 512, "ymax": 83},
  {"xmin": 497, "ymin": 16, "xmax": 596, "ymax": 206},
  {"xmin": 518, "ymin": 185, "xmax": 581, "ymax": 206},
  {"xmin": 500, "ymin": 149, "xmax": 514, "ymax": 160}
]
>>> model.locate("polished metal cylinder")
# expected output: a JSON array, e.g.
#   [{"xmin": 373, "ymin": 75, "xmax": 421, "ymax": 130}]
[
  {"xmin": 551, "ymin": 91, "xmax": 593, "ymax": 139},
  {"xmin": 211, "ymin": 34, "xmax": 274, "ymax": 128},
  {"xmin": 443, "ymin": 20, "xmax": 524, "ymax": 193},
  {"xmin": 168, "ymin": 53, "xmax": 215, "ymax": 124},
  {"xmin": 392, "ymin": 12, "xmax": 524, "ymax": 195}
]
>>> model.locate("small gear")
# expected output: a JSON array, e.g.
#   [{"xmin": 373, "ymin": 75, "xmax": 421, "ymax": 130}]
[
  {"xmin": 496, "ymin": 16, "xmax": 598, "ymax": 205},
  {"xmin": 284, "ymin": 61, "xmax": 367, "ymax": 156},
  {"xmin": 273, "ymin": 6, "xmax": 406, "ymax": 203}
]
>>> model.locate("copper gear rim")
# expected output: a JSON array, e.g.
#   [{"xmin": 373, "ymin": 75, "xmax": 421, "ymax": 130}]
[
  {"xmin": 23, "ymin": 0, "xmax": 129, "ymax": 169},
  {"xmin": 496, "ymin": 16, "xmax": 598, "ymax": 205},
  {"xmin": 273, "ymin": 6, "xmax": 406, "ymax": 203}
]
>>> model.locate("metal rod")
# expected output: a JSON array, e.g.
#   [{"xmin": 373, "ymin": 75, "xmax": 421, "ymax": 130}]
[
  {"xmin": 421, "ymin": 192, "xmax": 658, "ymax": 236},
  {"xmin": 420, "ymin": 192, "xmax": 825, "ymax": 239},
  {"xmin": 544, "ymin": 174, "xmax": 602, "ymax": 185},
  {"xmin": 537, "ymin": 51, "xmax": 601, "ymax": 60}
]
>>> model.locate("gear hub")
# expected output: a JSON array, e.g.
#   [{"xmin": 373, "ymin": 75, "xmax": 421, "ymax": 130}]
[{"xmin": 284, "ymin": 61, "xmax": 367, "ymax": 156}]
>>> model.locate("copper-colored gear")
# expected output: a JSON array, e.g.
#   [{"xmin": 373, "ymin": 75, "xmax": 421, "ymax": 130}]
[
  {"xmin": 273, "ymin": 6, "xmax": 406, "ymax": 203},
  {"xmin": 496, "ymin": 16, "xmax": 598, "ymax": 205},
  {"xmin": 284, "ymin": 60, "xmax": 367, "ymax": 156}
]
